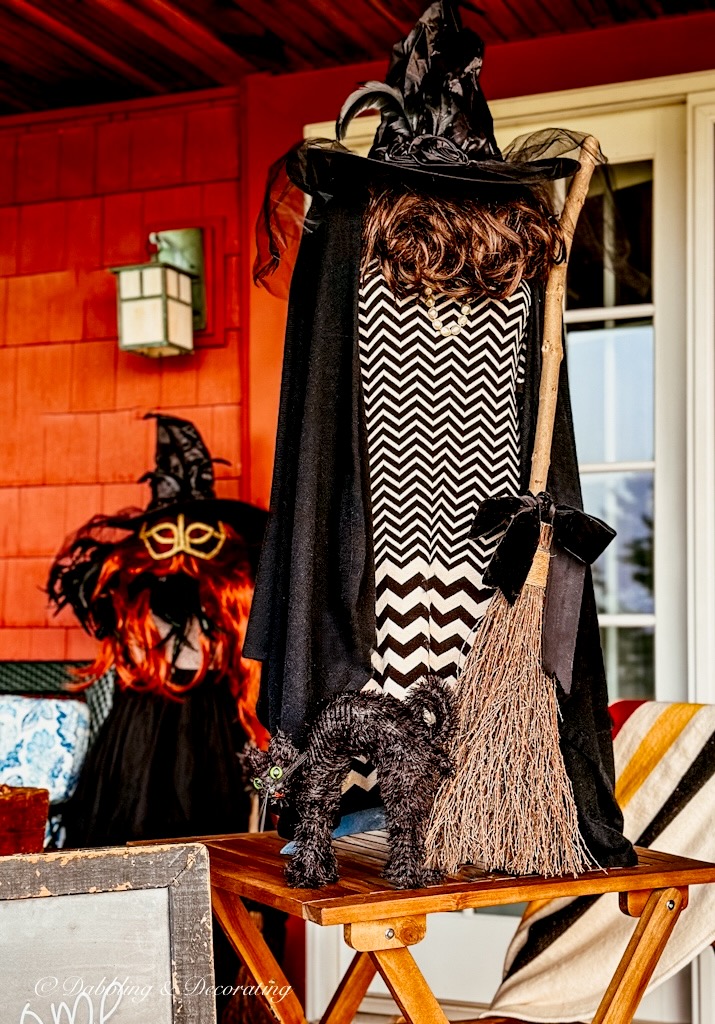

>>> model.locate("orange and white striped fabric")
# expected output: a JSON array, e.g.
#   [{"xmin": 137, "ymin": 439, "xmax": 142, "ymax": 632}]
[{"xmin": 487, "ymin": 702, "xmax": 715, "ymax": 1022}]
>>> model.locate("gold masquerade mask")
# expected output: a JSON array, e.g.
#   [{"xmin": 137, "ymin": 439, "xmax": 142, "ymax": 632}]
[{"xmin": 139, "ymin": 513, "xmax": 227, "ymax": 561}]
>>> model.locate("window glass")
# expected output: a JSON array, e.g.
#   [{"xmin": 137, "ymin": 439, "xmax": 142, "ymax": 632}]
[
  {"xmin": 568, "ymin": 161, "xmax": 653, "ymax": 310},
  {"xmin": 600, "ymin": 626, "xmax": 655, "ymax": 700},
  {"xmin": 568, "ymin": 322, "xmax": 653, "ymax": 465},
  {"xmin": 581, "ymin": 471, "xmax": 654, "ymax": 616}
]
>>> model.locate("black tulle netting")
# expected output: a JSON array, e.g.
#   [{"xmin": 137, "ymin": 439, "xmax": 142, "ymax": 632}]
[
  {"xmin": 47, "ymin": 514, "xmax": 136, "ymax": 638},
  {"xmin": 253, "ymin": 139, "xmax": 339, "ymax": 297}
]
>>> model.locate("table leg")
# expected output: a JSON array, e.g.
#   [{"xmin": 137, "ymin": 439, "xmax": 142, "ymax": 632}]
[
  {"xmin": 320, "ymin": 951, "xmax": 377, "ymax": 1024},
  {"xmin": 370, "ymin": 947, "xmax": 450, "ymax": 1024},
  {"xmin": 211, "ymin": 885, "xmax": 308, "ymax": 1024},
  {"xmin": 592, "ymin": 886, "xmax": 687, "ymax": 1024}
]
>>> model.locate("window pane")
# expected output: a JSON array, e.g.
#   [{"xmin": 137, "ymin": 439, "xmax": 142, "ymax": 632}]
[
  {"xmin": 600, "ymin": 626, "xmax": 655, "ymax": 700},
  {"xmin": 568, "ymin": 321, "xmax": 654, "ymax": 465},
  {"xmin": 581, "ymin": 471, "xmax": 654, "ymax": 615},
  {"xmin": 567, "ymin": 160, "xmax": 653, "ymax": 310}
]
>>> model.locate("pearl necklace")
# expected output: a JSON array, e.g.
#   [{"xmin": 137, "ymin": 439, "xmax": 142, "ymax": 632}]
[{"xmin": 423, "ymin": 286, "xmax": 473, "ymax": 338}]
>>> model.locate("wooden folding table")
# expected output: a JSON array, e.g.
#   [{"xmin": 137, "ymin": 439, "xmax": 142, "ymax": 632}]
[{"xmin": 198, "ymin": 830, "xmax": 715, "ymax": 1024}]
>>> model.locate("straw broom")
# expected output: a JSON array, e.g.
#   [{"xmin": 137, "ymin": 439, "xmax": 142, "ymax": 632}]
[{"xmin": 424, "ymin": 138, "xmax": 601, "ymax": 878}]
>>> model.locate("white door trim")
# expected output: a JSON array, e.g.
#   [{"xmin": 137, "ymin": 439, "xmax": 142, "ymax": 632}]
[
  {"xmin": 687, "ymin": 90, "xmax": 715, "ymax": 1024},
  {"xmin": 687, "ymin": 91, "xmax": 715, "ymax": 709},
  {"xmin": 309, "ymin": 69, "xmax": 715, "ymax": 149}
]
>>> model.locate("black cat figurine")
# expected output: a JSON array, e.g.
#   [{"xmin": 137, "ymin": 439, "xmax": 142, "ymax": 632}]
[{"xmin": 248, "ymin": 677, "xmax": 455, "ymax": 889}]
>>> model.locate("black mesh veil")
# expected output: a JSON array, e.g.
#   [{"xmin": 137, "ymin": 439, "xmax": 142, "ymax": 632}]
[
  {"xmin": 502, "ymin": 129, "xmax": 605, "ymax": 166},
  {"xmin": 253, "ymin": 139, "xmax": 346, "ymax": 299}
]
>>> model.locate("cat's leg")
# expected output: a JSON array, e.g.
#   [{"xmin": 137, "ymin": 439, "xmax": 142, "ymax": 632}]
[
  {"xmin": 381, "ymin": 753, "xmax": 444, "ymax": 889},
  {"xmin": 285, "ymin": 756, "xmax": 349, "ymax": 888}
]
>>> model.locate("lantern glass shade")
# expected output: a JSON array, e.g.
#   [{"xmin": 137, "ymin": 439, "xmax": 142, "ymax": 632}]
[{"xmin": 112, "ymin": 263, "xmax": 195, "ymax": 357}]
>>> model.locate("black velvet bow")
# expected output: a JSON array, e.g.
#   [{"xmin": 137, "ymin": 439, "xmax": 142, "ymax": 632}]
[
  {"xmin": 471, "ymin": 491, "xmax": 615, "ymax": 602},
  {"xmin": 470, "ymin": 492, "xmax": 616, "ymax": 693}
]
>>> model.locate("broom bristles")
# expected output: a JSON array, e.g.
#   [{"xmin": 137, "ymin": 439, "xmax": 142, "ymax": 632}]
[{"xmin": 425, "ymin": 524, "xmax": 593, "ymax": 877}]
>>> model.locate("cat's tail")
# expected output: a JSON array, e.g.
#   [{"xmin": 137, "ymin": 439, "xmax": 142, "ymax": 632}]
[{"xmin": 405, "ymin": 676, "xmax": 456, "ymax": 748}]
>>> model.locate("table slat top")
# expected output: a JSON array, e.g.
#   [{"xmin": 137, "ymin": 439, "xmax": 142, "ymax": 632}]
[{"xmin": 203, "ymin": 831, "xmax": 715, "ymax": 926}]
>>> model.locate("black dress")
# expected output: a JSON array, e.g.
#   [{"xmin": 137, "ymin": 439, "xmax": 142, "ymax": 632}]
[{"xmin": 64, "ymin": 671, "xmax": 249, "ymax": 847}]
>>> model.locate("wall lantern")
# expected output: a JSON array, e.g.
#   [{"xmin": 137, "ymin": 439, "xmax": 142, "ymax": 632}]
[{"xmin": 111, "ymin": 228, "xmax": 206, "ymax": 357}]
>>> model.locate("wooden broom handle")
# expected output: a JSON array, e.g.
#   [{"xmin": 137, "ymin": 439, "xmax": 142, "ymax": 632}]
[{"xmin": 528, "ymin": 136, "xmax": 601, "ymax": 494}]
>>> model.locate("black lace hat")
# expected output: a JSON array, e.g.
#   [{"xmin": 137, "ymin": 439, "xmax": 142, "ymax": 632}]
[
  {"xmin": 104, "ymin": 413, "xmax": 267, "ymax": 540},
  {"xmin": 254, "ymin": 0, "xmax": 605, "ymax": 292}
]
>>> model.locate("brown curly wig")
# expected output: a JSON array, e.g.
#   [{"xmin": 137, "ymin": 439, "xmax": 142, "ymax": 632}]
[{"xmin": 361, "ymin": 184, "xmax": 563, "ymax": 301}]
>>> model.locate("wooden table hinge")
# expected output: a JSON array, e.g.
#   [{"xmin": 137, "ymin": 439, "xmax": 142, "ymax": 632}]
[
  {"xmin": 619, "ymin": 886, "xmax": 689, "ymax": 918},
  {"xmin": 344, "ymin": 916, "xmax": 427, "ymax": 951}
]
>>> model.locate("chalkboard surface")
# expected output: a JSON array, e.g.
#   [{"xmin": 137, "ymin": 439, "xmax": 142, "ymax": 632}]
[
  {"xmin": 0, "ymin": 844, "xmax": 215, "ymax": 1024},
  {"xmin": 1, "ymin": 888, "xmax": 173, "ymax": 1022}
]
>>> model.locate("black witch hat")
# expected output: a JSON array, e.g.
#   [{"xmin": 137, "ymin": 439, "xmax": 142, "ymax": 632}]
[
  {"xmin": 306, "ymin": 0, "xmax": 582, "ymax": 193},
  {"xmin": 254, "ymin": 0, "xmax": 604, "ymax": 291},
  {"xmin": 106, "ymin": 413, "xmax": 267, "ymax": 543}
]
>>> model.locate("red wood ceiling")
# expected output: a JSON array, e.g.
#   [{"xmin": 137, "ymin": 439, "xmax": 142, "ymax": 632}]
[{"xmin": 0, "ymin": 0, "xmax": 713, "ymax": 115}]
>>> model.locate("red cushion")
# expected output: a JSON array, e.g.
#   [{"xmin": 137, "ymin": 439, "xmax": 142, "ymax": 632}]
[{"xmin": 609, "ymin": 699, "xmax": 647, "ymax": 739}]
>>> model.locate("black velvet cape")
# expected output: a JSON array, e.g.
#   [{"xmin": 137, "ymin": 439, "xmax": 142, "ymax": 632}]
[{"xmin": 244, "ymin": 189, "xmax": 636, "ymax": 870}]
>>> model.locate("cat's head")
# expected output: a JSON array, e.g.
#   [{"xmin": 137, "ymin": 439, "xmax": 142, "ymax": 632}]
[{"xmin": 246, "ymin": 731, "xmax": 302, "ymax": 804}]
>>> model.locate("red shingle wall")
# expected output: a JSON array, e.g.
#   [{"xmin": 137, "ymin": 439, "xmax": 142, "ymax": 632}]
[{"xmin": 0, "ymin": 88, "xmax": 247, "ymax": 660}]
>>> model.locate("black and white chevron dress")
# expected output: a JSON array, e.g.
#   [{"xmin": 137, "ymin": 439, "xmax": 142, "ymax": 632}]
[{"xmin": 358, "ymin": 267, "xmax": 531, "ymax": 698}]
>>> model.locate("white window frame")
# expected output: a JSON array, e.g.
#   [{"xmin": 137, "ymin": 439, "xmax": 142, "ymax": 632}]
[
  {"xmin": 688, "ymin": 91, "xmax": 715, "ymax": 709},
  {"xmin": 303, "ymin": 68, "xmax": 715, "ymax": 1024}
]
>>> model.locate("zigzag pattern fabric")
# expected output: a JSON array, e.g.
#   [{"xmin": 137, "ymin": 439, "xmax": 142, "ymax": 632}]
[{"xmin": 358, "ymin": 267, "xmax": 530, "ymax": 697}]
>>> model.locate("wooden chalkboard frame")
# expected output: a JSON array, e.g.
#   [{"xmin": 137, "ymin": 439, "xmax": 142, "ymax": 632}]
[{"xmin": 0, "ymin": 843, "xmax": 216, "ymax": 1024}]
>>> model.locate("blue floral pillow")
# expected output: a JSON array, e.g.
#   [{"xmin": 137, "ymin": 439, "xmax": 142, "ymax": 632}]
[{"xmin": 0, "ymin": 696, "xmax": 90, "ymax": 804}]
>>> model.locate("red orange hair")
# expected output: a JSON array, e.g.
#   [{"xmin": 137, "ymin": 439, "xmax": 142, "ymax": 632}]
[{"xmin": 72, "ymin": 525, "xmax": 268, "ymax": 748}]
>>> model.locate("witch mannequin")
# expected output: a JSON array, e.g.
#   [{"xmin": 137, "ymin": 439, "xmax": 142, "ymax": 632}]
[
  {"xmin": 246, "ymin": 0, "xmax": 636, "ymax": 877},
  {"xmin": 47, "ymin": 413, "xmax": 268, "ymax": 847}
]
